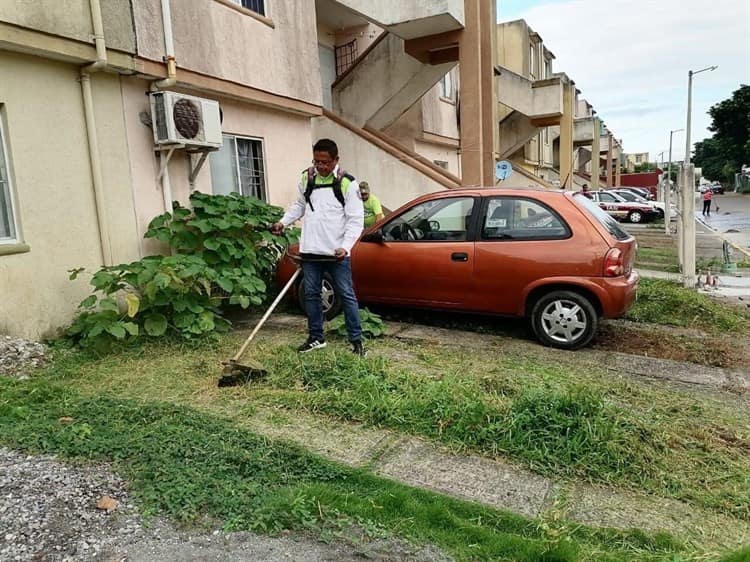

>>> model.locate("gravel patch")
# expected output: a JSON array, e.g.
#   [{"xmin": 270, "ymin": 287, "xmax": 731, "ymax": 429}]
[
  {"xmin": 0, "ymin": 448, "xmax": 451, "ymax": 561},
  {"xmin": 0, "ymin": 336, "xmax": 49, "ymax": 379}
]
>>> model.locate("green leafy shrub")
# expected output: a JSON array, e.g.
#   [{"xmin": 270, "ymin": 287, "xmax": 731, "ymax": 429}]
[
  {"xmin": 328, "ymin": 308, "xmax": 385, "ymax": 338},
  {"xmin": 67, "ymin": 193, "xmax": 298, "ymax": 348}
]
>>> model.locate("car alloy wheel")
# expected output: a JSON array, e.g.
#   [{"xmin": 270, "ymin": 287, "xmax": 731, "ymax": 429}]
[
  {"xmin": 297, "ymin": 273, "xmax": 342, "ymax": 320},
  {"xmin": 530, "ymin": 290, "xmax": 598, "ymax": 350},
  {"xmin": 628, "ymin": 210, "xmax": 643, "ymax": 223}
]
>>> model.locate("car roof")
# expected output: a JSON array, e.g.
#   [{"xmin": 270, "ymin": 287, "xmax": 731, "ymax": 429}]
[{"xmin": 427, "ymin": 187, "xmax": 564, "ymax": 198}]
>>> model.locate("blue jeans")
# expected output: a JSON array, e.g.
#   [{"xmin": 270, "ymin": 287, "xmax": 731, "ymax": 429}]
[{"xmin": 302, "ymin": 257, "xmax": 362, "ymax": 342}]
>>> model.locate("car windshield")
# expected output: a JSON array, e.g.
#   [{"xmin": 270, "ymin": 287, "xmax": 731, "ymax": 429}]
[{"xmin": 572, "ymin": 193, "xmax": 630, "ymax": 241}]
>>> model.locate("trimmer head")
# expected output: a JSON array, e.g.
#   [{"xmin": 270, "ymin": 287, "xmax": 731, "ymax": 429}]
[{"xmin": 217, "ymin": 360, "xmax": 268, "ymax": 387}]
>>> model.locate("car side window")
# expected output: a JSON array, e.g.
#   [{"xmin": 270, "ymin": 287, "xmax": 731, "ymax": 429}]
[
  {"xmin": 599, "ymin": 193, "xmax": 617, "ymax": 203},
  {"xmin": 482, "ymin": 197, "xmax": 570, "ymax": 240},
  {"xmin": 382, "ymin": 197, "xmax": 474, "ymax": 242}
]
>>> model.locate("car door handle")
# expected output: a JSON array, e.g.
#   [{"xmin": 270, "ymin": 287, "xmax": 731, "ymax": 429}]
[{"xmin": 451, "ymin": 252, "xmax": 468, "ymax": 262}]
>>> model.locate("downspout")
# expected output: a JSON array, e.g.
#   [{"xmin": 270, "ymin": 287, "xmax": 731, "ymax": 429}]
[
  {"xmin": 151, "ymin": 0, "xmax": 177, "ymax": 212},
  {"xmin": 80, "ymin": 0, "xmax": 113, "ymax": 265}
]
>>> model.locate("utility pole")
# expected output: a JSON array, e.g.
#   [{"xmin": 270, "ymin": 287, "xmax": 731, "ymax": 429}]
[
  {"xmin": 682, "ymin": 65, "xmax": 717, "ymax": 288},
  {"xmin": 665, "ymin": 129, "xmax": 683, "ymax": 234},
  {"xmin": 656, "ymin": 151, "xmax": 665, "ymax": 201}
]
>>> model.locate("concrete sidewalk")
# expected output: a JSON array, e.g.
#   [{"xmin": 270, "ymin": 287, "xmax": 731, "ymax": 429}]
[{"xmin": 637, "ymin": 268, "xmax": 750, "ymax": 297}]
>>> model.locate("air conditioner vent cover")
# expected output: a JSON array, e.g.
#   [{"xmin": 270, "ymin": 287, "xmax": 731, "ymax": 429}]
[{"xmin": 149, "ymin": 92, "xmax": 222, "ymax": 149}]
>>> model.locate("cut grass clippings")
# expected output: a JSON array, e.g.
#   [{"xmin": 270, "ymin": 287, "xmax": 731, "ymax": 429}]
[
  {"xmin": 0, "ymin": 376, "xmax": 694, "ymax": 562},
  {"xmin": 627, "ymin": 278, "xmax": 750, "ymax": 334}
]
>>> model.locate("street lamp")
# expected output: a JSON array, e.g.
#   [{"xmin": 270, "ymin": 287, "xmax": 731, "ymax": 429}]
[
  {"xmin": 665, "ymin": 129, "xmax": 683, "ymax": 234},
  {"xmin": 682, "ymin": 65, "xmax": 717, "ymax": 288},
  {"xmin": 685, "ymin": 65, "xmax": 717, "ymax": 164}
]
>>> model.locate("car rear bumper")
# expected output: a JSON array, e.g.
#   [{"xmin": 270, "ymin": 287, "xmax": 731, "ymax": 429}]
[{"xmin": 597, "ymin": 270, "xmax": 639, "ymax": 317}]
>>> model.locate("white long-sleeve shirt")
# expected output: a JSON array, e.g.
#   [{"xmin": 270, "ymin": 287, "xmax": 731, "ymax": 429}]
[{"xmin": 280, "ymin": 166, "xmax": 364, "ymax": 256}]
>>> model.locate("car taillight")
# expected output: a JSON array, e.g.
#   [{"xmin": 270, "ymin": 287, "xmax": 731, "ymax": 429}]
[{"xmin": 603, "ymin": 248, "xmax": 624, "ymax": 277}]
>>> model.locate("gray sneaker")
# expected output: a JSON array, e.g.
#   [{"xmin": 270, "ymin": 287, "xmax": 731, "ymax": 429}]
[{"xmin": 297, "ymin": 338, "xmax": 327, "ymax": 353}]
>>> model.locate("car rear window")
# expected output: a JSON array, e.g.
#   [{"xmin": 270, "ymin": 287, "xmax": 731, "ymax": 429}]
[{"xmin": 572, "ymin": 193, "xmax": 631, "ymax": 241}]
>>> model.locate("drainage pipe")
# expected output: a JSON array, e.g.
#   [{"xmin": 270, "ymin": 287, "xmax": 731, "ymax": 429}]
[
  {"xmin": 80, "ymin": 0, "xmax": 112, "ymax": 265},
  {"xmin": 152, "ymin": 0, "xmax": 177, "ymax": 212},
  {"xmin": 151, "ymin": 0, "xmax": 177, "ymax": 91}
]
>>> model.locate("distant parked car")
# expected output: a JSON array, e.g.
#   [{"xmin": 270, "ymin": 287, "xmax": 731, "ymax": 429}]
[
  {"xmin": 610, "ymin": 188, "xmax": 677, "ymax": 220},
  {"xmin": 617, "ymin": 186, "xmax": 655, "ymax": 200},
  {"xmin": 589, "ymin": 190, "xmax": 660, "ymax": 223},
  {"xmin": 276, "ymin": 187, "xmax": 640, "ymax": 350},
  {"xmin": 710, "ymin": 183, "xmax": 724, "ymax": 194}
]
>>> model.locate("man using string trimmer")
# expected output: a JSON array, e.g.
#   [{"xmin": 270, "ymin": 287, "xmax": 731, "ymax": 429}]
[{"xmin": 271, "ymin": 138, "xmax": 366, "ymax": 356}]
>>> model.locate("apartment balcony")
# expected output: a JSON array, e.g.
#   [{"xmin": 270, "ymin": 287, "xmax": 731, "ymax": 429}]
[
  {"xmin": 328, "ymin": 0, "xmax": 464, "ymax": 39},
  {"xmin": 495, "ymin": 67, "xmax": 564, "ymax": 125},
  {"xmin": 574, "ymin": 117, "xmax": 595, "ymax": 147}
]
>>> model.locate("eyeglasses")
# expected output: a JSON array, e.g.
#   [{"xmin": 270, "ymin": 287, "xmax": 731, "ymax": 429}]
[{"xmin": 312, "ymin": 158, "xmax": 334, "ymax": 166}]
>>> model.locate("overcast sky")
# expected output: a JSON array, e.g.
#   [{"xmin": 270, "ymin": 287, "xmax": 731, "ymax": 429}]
[{"xmin": 497, "ymin": 0, "xmax": 750, "ymax": 163}]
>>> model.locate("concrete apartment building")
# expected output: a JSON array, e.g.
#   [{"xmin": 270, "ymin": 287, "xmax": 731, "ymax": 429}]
[
  {"xmin": 624, "ymin": 152, "xmax": 650, "ymax": 173},
  {"xmin": 0, "ymin": 1, "xmax": 627, "ymax": 339},
  {"xmin": 1, "ymin": 0, "xmax": 502, "ymax": 339},
  {"xmin": 493, "ymin": 19, "xmax": 625, "ymax": 191}
]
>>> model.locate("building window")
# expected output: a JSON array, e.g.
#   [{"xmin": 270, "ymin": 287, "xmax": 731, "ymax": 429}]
[
  {"xmin": 440, "ymin": 72, "xmax": 453, "ymax": 100},
  {"xmin": 0, "ymin": 116, "xmax": 19, "ymax": 243},
  {"xmin": 230, "ymin": 0, "xmax": 265, "ymax": 16},
  {"xmin": 529, "ymin": 43, "xmax": 536, "ymax": 79},
  {"xmin": 544, "ymin": 58, "xmax": 552, "ymax": 79},
  {"xmin": 334, "ymin": 39, "xmax": 358, "ymax": 77},
  {"xmin": 209, "ymin": 135, "xmax": 267, "ymax": 201}
]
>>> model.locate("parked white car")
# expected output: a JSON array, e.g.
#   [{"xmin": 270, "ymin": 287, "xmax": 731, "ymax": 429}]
[
  {"xmin": 610, "ymin": 189, "xmax": 677, "ymax": 220},
  {"xmin": 589, "ymin": 190, "xmax": 660, "ymax": 223}
]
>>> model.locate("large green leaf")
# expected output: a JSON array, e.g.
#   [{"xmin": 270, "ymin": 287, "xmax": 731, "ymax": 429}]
[
  {"xmin": 217, "ymin": 278, "xmax": 234, "ymax": 293},
  {"xmin": 144, "ymin": 314, "xmax": 168, "ymax": 336},
  {"xmin": 106, "ymin": 324, "xmax": 127, "ymax": 339}
]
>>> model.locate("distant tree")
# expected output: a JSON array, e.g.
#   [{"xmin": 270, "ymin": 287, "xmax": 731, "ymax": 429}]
[
  {"xmin": 633, "ymin": 162, "xmax": 656, "ymax": 173},
  {"xmin": 693, "ymin": 84, "xmax": 750, "ymax": 183}
]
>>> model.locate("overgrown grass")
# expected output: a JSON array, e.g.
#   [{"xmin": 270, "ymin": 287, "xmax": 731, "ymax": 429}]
[
  {"xmin": 0, "ymin": 376, "xmax": 695, "ymax": 562},
  {"xmin": 256, "ymin": 346, "xmax": 750, "ymax": 521},
  {"xmin": 627, "ymin": 278, "xmax": 750, "ymax": 333},
  {"xmin": 635, "ymin": 247, "xmax": 680, "ymax": 272}
]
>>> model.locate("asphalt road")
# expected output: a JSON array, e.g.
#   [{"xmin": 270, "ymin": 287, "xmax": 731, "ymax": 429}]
[{"xmin": 696, "ymin": 191, "xmax": 750, "ymax": 258}]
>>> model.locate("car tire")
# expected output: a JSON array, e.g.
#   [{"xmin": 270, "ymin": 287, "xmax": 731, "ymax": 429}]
[
  {"xmin": 530, "ymin": 290, "xmax": 598, "ymax": 350},
  {"xmin": 655, "ymin": 209, "xmax": 665, "ymax": 219},
  {"xmin": 297, "ymin": 273, "xmax": 342, "ymax": 320},
  {"xmin": 628, "ymin": 210, "xmax": 643, "ymax": 223}
]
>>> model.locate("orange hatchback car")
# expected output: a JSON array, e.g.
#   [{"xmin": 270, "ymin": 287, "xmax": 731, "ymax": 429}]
[{"xmin": 276, "ymin": 188, "xmax": 639, "ymax": 350}]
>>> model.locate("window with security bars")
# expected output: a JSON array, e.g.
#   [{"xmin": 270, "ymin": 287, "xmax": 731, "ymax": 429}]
[
  {"xmin": 0, "ymin": 116, "xmax": 18, "ymax": 243},
  {"xmin": 209, "ymin": 135, "xmax": 267, "ymax": 201},
  {"xmin": 334, "ymin": 40, "xmax": 358, "ymax": 77},
  {"xmin": 230, "ymin": 0, "xmax": 265, "ymax": 16}
]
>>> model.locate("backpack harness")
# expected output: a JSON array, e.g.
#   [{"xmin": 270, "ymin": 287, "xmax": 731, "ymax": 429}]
[{"xmin": 303, "ymin": 167, "xmax": 355, "ymax": 212}]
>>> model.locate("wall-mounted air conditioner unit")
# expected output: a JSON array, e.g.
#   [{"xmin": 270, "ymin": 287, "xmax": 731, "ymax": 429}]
[{"xmin": 149, "ymin": 92, "xmax": 222, "ymax": 149}]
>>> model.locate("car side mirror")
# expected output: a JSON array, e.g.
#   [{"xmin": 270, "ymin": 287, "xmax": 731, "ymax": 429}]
[{"xmin": 361, "ymin": 229, "xmax": 384, "ymax": 243}]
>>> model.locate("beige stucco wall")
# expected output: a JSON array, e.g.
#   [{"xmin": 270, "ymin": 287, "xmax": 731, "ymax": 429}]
[
  {"xmin": 312, "ymin": 116, "xmax": 448, "ymax": 211},
  {"xmin": 218, "ymin": 99, "xmax": 313, "ymax": 209},
  {"xmin": 414, "ymin": 140, "xmax": 459, "ymax": 175},
  {"xmin": 134, "ymin": 0, "xmax": 321, "ymax": 106},
  {"xmin": 0, "ymin": 0, "xmax": 136, "ymax": 53},
  {"xmin": 0, "ymin": 52, "xmax": 139, "ymax": 339},
  {"xmin": 496, "ymin": 21, "xmax": 527, "ymax": 75},
  {"xmin": 421, "ymin": 74, "xmax": 460, "ymax": 141},
  {"xmin": 121, "ymin": 77, "xmax": 314, "ymax": 257}
]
